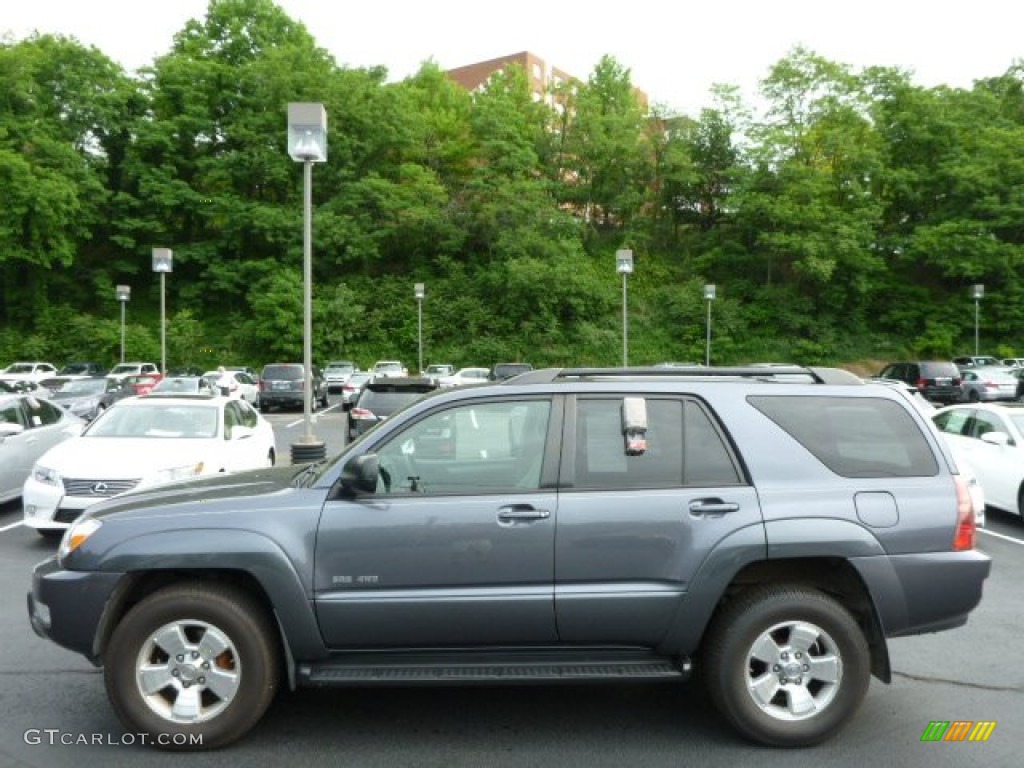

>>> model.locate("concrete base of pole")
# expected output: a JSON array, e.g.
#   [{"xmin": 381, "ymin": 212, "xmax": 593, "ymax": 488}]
[{"xmin": 290, "ymin": 440, "xmax": 327, "ymax": 464}]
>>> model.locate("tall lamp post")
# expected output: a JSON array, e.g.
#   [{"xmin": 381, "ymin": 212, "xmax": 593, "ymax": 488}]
[
  {"xmin": 151, "ymin": 248, "xmax": 173, "ymax": 374},
  {"xmin": 414, "ymin": 283, "xmax": 425, "ymax": 374},
  {"xmin": 704, "ymin": 284, "xmax": 716, "ymax": 366},
  {"xmin": 116, "ymin": 285, "xmax": 131, "ymax": 363},
  {"xmin": 616, "ymin": 249, "xmax": 634, "ymax": 367},
  {"xmin": 288, "ymin": 102, "xmax": 328, "ymax": 463},
  {"xmin": 972, "ymin": 284, "xmax": 984, "ymax": 355}
]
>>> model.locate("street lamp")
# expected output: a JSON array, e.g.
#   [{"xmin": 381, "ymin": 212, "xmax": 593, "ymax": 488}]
[
  {"xmin": 616, "ymin": 249, "xmax": 634, "ymax": 367},
  {"xmin": 414, "ymin": 283, "xmax": 425, "ymax": 374},
  {"xmin": 116, "ymin": 285, "xmax": 131, "ymax": 363},
  {"xmin": 972, "ymin": 284, "xmax": 984, "ymax": 355},
  {"xmin": 704, "ymin": 284, "xmax": 716, "ymax": 366},
  {"xmin": 288, "ymin": 102, "xmax": 328, "ymax": 463},
  {"xmin": 151, "ymin": 248, "xmax": 173, "ymax": 374}
]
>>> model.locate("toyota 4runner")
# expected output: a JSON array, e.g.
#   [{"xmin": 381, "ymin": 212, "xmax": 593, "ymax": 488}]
[{"xmin": 28, "ymin": 366, "xmax": 990, "ymax": 750}]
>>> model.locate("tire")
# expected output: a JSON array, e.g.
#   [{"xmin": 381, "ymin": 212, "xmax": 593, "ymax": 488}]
[
  {"xmin": 701, "ymin": 584, "xmax": 870, "ymax": 747},
  {"xmin": 266, "ymin": 449, "xmax": 276, "ymax": 468},
  {"xmin": 968, "ymin": 390, "xmax": 980, "ymax": 402},
  {"xmin": 259, "ymin": 402, "xmax": 269, "ymax": 413},
  {"xmin": 37, "ymin": 529, "xmax": 63, "ymax": 541},
  {"xmin": 103, "ymin": 582, "xmax": 279, "ymax": 751}
]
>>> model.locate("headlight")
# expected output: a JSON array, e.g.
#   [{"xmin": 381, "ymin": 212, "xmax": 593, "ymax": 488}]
[
  {"xmin": 32, "ymin": 465, "xmax": 62, "ymax": 488},
  {"xmin": 58, "ymin": 517, "xmax": 102, "ymax": 561},
  {"xmin": 154, "ymin": 462, "xmax": 205, "ymax": 483}
]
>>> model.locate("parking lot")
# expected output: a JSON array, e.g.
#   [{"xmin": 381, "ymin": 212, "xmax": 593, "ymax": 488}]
[{"xmin": 0, "ymin": 398, "xmax": 1021, "ymax": 767}]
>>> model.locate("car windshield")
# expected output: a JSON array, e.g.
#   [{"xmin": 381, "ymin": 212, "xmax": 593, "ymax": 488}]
[
  {"xmin": 153, "ymin": 377, "xmax": 207, "ymax": 393},
  {"xmin": 109, "ymin": 364, "xmax": 138, "ymax": 375},
  {"xmin": 59, "ymin": 364, "xmax": 92, "ymax": 375},
  {"xmin": 58, "ymin": 378, "xmax": 107, "ymax": 394},
  {"xmin": 375, "ymin": 362, "xmax": 402, "ymax": 372},
  {"xmin": 346, "ymin": 373, "xmax": 371, "ymax": 385},
  {"xmin": 86, "ymin": 403, "xmax": 219, "ymax": 438},
  {"xmin": 5, "ymin": 364, "xmax": 34, "ymax": 374}
]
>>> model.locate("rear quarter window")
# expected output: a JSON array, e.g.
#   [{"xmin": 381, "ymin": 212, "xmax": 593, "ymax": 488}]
[{"xmin": 748, "ymin": 395, "xmax": 939, "ymax": 478}]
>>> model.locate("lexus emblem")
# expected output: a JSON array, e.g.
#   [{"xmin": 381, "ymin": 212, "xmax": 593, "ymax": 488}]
[{"xmin": 91, "ymin": 482, "xmax": 109, "ymax": 495}]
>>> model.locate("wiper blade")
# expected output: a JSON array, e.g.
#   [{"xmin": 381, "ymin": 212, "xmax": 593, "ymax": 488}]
[{"xmin": 291, "ymin": 459, "xmax": 325, "ymax": 488}]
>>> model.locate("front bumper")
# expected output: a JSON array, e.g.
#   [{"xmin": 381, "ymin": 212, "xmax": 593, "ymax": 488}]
[
  {"xmin": 28, "ymin": 557, "xmax": 125, "ymax": 663},
  {"xmin": 23, "ymin": 478, "xmax": 95, "ymax": 531}
]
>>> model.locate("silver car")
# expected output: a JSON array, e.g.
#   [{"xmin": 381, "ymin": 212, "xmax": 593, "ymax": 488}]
[
  {"xmin": 0, "ymin": 393, "xmax": 83, "ymax": 504},
  {"xmin": 959, "ymin": 367, "xmax": 1017, "ymax": 402}
]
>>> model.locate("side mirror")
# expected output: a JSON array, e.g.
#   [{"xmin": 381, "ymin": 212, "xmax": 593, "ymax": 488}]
[{"xmin": 339, "ymin": 453, "xmax": 379, "ymax": 495}]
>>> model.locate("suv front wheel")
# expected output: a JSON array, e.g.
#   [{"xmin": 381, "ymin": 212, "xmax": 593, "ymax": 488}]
[
  {"xmin": 701, "ymin": 584, "xmax": 870, "ymax": 747},
  {"xmin": 103, "ymin": 583, "xmax": 279, "ymax": 750}
]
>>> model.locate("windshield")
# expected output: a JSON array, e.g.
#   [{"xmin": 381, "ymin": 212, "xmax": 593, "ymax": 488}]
[
  {"xmin": 59, "ymin": 378, "xmax": 107, "ymax": 394},
  {"xmin": 109, "ymin": 364, "xmax": 139, "ymax": 375},
  {"xmin": 86, "ymin": 404, "xmax": 219, "ymax": 438},
  {"xmin": 375, "ymin": 362, "xmax": 403, "ymax": 372},
  {"xmin": 5, "ymin": 364, "xmax": 34, "ymax": 374},
  {"xmin": 263, "ymin": 366, "xmax": 303, "ymax": 380}
]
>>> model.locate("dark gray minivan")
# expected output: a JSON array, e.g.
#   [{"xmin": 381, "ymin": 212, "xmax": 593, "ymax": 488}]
[{"xmin": 876, "ymin": 361, "xmax": 962, "ymax": 404}]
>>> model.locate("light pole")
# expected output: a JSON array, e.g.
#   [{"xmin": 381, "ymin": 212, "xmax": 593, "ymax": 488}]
[
  {"xmin": 972, "ymin": 284, "xmax": 984, "ymax": 355},
  {"xmin": 151, "ymin": 248, "xmax": 173, "ymax": 374},
  {"xmin": 116, "ymin": 285, "xmax": 131, "ymax": 363},
  {"xmin": 414, "ymin": 283, "xmax": 425, "ymax": 374},
  {"xmin": 616, "ymin": 249, "xmax": 633, "ymax": 367},
  {"xmin": 704, "ymin": 284, "xmax": 716, "ymax": 366},
  {"xmin": 288, "ymin": 102, "xmax": 328, "ymax": 463}
]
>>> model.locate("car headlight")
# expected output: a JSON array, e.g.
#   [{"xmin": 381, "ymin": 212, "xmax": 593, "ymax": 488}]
[
  {"xmin": 58, "ymin": 517, "xmax": 102, "ymax": 561},
  {"xmin": 32, "ymin": 465, "xmax": 62, "ymax": 488},
  {"xmin": 153, "ymin": 462, "xmax": 205, "ymax": 483}
]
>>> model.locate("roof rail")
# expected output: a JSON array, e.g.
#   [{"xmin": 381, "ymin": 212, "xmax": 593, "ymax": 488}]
[{"xmin": 502, "ymin": 366, "xmax": 864, "ymax": 386}]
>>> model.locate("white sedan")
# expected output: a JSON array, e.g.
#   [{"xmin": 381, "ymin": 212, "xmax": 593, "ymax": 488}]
[
  {"xmin": 438, "ymin": 367, "xmax": 491, "ymax": 388},
  {"xmin": 204, "ymin": 370, "xmax": 260, "ymax": 406},
  {"xmin": 932, "ymin": 402, "xmax": 1024, "ymax": 519},
  {"xmin": 23, "ymin": 394, "xmax": 276, "ymax": 537}
]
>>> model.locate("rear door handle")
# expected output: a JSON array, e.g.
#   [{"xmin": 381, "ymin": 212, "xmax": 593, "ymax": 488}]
[
  {"xmin": 497, "ymin": 505, "xmax": 551, "ymax": 524},
  {"xmin": 688, "ymin": 499, "xmax": 740, "ymax": 517}
]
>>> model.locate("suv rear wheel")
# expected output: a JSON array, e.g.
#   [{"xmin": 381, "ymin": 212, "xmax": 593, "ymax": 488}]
[
  {"xmin": 104, "ymin": 583, "xmax": 279, "ymax": 750},
  {"xmin": 701, "ymin": 584, "xmax": 870, "ymax": 747}
]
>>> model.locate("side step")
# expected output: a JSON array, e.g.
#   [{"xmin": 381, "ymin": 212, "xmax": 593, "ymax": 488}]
[{"xmin": 299, "ymin": 649, "xmax": 690, "ymax": 686}]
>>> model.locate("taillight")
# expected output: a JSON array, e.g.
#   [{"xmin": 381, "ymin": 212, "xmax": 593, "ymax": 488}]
[
  {"xmin": 917, "ymin": 377, "xmax": 927, "ymax": 389},
  {"xmin": 952, "ymin": 476, "xmax": 976, "ymax": 551},
  {"xmin": 351, "ymin": 408, "xmax": 375, "ymax": 420}
]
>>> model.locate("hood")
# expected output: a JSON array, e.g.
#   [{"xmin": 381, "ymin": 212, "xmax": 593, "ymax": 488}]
[
  {"xmin": 43, "ymin": 436, "xmax": 222, "ymax": 479},
  {"xmin": 86, "ymin": 464, "xmax": 303, "ymax": 522}
]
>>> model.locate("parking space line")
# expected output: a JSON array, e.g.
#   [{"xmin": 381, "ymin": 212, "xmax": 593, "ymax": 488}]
[
  {"xmin": 979, "ymin": 528, "xmax": 1024, "ymax": 546},
  {"xmin": 0, "ymin": 520, "xmax": 24, "ymax": 532},
  {"xmin": 286, "ymin": 403, "xmax": 341, "ymax": 429}
]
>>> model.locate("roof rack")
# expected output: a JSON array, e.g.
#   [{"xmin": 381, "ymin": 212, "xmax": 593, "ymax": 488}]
[{"xmin": 503, "ymin": 366, "xmax": 864, "ymax": 386}]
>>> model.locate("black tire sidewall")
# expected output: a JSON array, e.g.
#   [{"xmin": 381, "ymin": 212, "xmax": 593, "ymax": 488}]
[
  {"xmin": 104, "ymin": 584, "xmax": 278, "ymax": 750},
  {"xmin": 703, "ymin": 587, "xmax": 870, "ymax": 747}
]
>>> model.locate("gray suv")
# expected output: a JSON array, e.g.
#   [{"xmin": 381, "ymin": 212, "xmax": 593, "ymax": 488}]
[
  {"xmin": 28, "ymin": 366, "xmax": 990, "ymax": 750},
  {"xmin": 258, "ymin": 363, "xmax": 328, "ymax": 412}
]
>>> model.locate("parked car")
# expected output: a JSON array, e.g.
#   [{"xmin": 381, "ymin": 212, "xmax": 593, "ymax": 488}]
[
  {"xmin": 258, "ymin": 363, "xmax": 328, "ymax": 412},
  {"xmin": 340, "ymin": 371, "xmax": 373, "ymax": 409},
  {"xmin": 1000, "ymin": 357, "xmax": 1024, "ymax": 369},
  {"xmin": 23, "ymin": 394, "xmax": 276, "ymax": 538},
  {"xmin": 875, "ymin": 361, "xmax": 962, "ymax": 404},
  {"xmin": 50, "ymin": 377, "xmax": 123, "ymax": 422},
  {"xmin": 324, "ymin": 361, "xmax": 357, "ymax": 393},
  {"xmin": 958, "ymin": 367, "xmax": 1017, "ymax": 402},
  {"xmin": 149, "ymin": 376, "xmax": 217, "ymax": 397},
  {"xmin": 107, "ymin": 362, "xmax": 161, "ymax": 382},
  {"xmin": 953, "ymin": 355, "xmax": 1001, "ymax": 370},
  {"xmin": 422, "ymin": 363, "xmax": 455, "ymax": 383},
  {"xmin": 165, "ymin": 366, "xmax": 204, "ymax": 377},
  {"xmin": 348, "ymin": 377, "xmax": 437, "ymax": 439},
  {"xmin": 28, "ymin": 365, "xmax": 990, "ymax": 750},
  {"xmin": 932, "ymin": 402, "xmax": 1024, "ymax": 518},
  {"xmin": 0, "ymin": 378, "xmax": 51, "ymax": 398},
  {"xmin": 489, "ymin": 362, "xmax": 534, "ymax": 381},
  {"xmin": 2, "ymin": 361, "xmax": 58, "ymax": 383},
  {"xmin": 203, "ymin": 370, "xmax": 259, "ymax": 406},
  {"xmin": 57, "ymin": 362, "xmax": 108, "ymax": 378},
  {"xmin": 438, "ymin": 367, "xmax": 491, "ymax": 388},
  {"xmin": 123, "ymin": 375, "xmax": 159, "ymax": 396},
  {"xmin": 0, "ymin": 393, "xmax": 83, "ymax": 504},
  {"xmin": 371, "ymin": 360, "xmax": 408, "ymax": 379}
]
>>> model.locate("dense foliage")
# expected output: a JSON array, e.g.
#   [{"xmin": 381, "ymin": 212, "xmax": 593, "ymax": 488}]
[{"xmin": 2, "ymin": 0, "xmax": 1023, "ymax": 371}]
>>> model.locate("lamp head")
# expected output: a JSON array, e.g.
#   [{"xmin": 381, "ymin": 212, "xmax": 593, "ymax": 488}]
[
  {"xmin": 287, "ymin": 103, "xmax": 328, "ymax": 162},
  {"xmin": 616, "ymin": 249, "xmax": 634, "ymax": 275},
  {"xmin": 116, "ymin": 285, "xmax": 131, "ymax": 302},
  {"xmin": 152, "ymin": 248, "xmax": 173, "ymax": 273}
]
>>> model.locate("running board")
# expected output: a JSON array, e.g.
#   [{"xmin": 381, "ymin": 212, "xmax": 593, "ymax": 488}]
[{"xmin": 299, "ymin": 649, "xmax": 690, "ymax": 686}]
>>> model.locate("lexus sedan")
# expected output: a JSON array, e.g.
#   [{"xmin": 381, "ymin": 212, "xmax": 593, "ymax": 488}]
[{"xmin": 23, "ymin": 394, "xmax": 276, "ymax": 537}]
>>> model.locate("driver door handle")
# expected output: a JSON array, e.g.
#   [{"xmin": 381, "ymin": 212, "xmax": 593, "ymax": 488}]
[{"xmin": 497, "ymin": 505, "xmax": 550, "ymax": 524}]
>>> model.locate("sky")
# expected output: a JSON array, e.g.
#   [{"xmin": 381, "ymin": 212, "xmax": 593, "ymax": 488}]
[{"xmin": 2, "ymin": 0, "xmax": 1022, "ymax": 116}]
